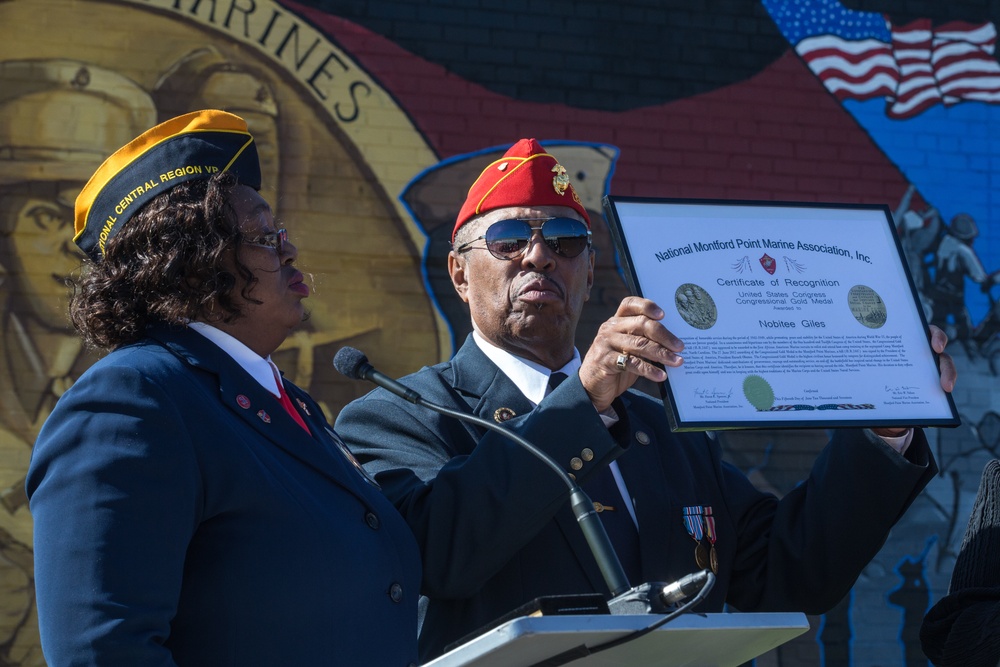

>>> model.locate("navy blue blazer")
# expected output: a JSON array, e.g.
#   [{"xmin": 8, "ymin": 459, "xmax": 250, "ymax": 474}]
[
  {"xmin": 27, "ymin": 326, "xmax": 421, "ymax": 666},
  {"xmin": 336, "ymin": 335, "xmax": 937, "ymax": 661}
]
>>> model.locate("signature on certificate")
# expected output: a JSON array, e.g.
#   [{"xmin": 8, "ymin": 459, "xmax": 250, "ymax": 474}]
[
  {"xmin": 695, "ymin": 387, "xmax": 734, "ymax": 400},
  {"xmin": 884, "ymin": 385, "xmax": 919, "ymax": 393}
]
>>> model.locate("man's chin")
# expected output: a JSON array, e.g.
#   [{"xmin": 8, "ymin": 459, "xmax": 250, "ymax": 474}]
[{"xmin": 509, "ymin": 310, "xmax": 574, "ymax": 339}]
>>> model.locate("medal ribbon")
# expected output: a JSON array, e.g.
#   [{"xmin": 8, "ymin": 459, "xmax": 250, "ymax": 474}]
[
  {"xmin": 703, "ymin": 506, "xmax": 719, "ymax": 573},
  {"xmin": 683, "ymin": 506, "xmax": 704, "ymax": 541},
  {"xmin": 702, "ymin": 506, "xmax": 716, "ymax": 546}
]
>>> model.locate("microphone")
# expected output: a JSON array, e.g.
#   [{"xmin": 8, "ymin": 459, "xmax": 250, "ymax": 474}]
[
  {"xmin": 334, "ymin": 346, "xmax": 421, "ymax": 403},
  {"xmin": 333, "ymin": 346, "xmax": 632, "ymax": 597},
  {"xmin": 607, "ymin": 569, "xmax": 714, "ymax": 615},
  {"xmin": 661, "ymin": 569, "xmax": 713, "ymax": 605}
]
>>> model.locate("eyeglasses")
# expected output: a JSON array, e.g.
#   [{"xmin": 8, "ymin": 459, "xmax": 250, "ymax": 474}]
[
  {"xmin": 455, "ymin": 217, "xmax": 592, "ymax": 260},
  {"xmin": 243, "ymin": 228, "xmax": 287, "ymax": 253}
]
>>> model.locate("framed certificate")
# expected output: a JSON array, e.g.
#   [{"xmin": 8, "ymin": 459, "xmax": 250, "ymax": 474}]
[{"xmin": 603, "ymin": 196, "xmax": 960, "ymax": 432}]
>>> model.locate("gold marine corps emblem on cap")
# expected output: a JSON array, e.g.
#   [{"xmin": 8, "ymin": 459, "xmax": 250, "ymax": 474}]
[{"xmin": 551, "ymin": 163, "xmax": 569, "ymax": 196}]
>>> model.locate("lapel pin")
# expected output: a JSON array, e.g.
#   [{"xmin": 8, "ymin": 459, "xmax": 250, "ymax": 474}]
[
  {"xmin": 257, "ymin": 409, "xmax": 271, "ymax": 424},
  {"xmin": 236, "ymin": 394, "xmax": 251, "ymax": 409},
  {"xmin": 494, "ymin": 407, "xmax": 516, "ymax": 423},
  {"xmin": 296, "ymin": 398, "xmax": 311, "ymax": 416}
]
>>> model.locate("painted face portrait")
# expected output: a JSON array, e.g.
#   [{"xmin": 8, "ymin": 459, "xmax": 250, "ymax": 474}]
[{"xmin": 1, "ymin": 183, "xmax": 83, "ymax": 330}]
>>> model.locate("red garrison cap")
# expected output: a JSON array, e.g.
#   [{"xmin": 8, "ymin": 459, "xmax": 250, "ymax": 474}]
[{"xmin": 452, "ymin": 138, "xmax": 590, "ymax": 241}]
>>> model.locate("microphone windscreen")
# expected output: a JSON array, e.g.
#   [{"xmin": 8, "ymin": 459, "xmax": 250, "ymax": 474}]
[{"xmin": 333, "ymin": 346, "xmax": 369, "ymax": 380}]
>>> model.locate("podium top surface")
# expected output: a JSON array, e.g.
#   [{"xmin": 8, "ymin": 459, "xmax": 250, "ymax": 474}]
[{"xmin": 422, "ymin": 612, "xmax": 809, "ymax": 667}]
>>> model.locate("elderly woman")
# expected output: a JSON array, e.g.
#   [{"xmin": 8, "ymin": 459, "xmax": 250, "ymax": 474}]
[{"xmin": 26, "ymin": 110, "xmax": 420, "ymax": 666}]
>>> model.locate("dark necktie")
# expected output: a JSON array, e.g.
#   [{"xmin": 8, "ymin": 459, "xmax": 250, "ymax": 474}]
[
  {"xmin": 548, "ymin": 372, "xmax": 568, "ymax": 391},
  {"xmin": 547, "ymin": 372, "xmax": 642, "ymax": 586}
]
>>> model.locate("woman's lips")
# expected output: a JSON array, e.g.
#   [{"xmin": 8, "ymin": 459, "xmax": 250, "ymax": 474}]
[{"xmin": 288, "ymin": 271, "xmax": 310, "ymax": 297}]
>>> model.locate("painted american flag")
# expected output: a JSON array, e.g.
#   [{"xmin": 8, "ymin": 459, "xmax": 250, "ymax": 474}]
[{"xmin": 764, "ymin": 0, "xmax": 1000, "ymax": 119}]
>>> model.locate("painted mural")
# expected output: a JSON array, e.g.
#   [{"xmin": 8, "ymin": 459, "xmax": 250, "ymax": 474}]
[
  {"xmin": 0, "ymin": 0, "xmax": 997, "ymax": 664},
  {"xmin": 0, "ymin": 1, "xmax": 446, "ymax": 662}
]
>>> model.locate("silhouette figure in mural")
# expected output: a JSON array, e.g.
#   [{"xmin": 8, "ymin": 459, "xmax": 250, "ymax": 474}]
[
  {"xmin": 892, "ymin": 183, "xmax": 942, "ymax": 321},
  {"xmin": 817, "ymin": 591, "xmax": 853, "ymax": 667},
  {"xmin": 0, "ymin": 58, "xmax": 157, "ymax": 666},
  {"xmin": 889, "ymin": 184, "xmax": 1000, "ymax": 362},
  {"xmin": 929, "ymin": 213, "xmax": 1000, "ymax": 359},
  {"xmin": 887, "ymin": 537, "xmax": 936, "ymax": 667},
  {"xmin": 976, "ymin": 282, "xmax": 1000, "ymax": 375}
]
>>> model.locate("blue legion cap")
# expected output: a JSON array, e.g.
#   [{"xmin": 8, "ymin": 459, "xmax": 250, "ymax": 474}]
[{"xmin": 73, "ymin": 109, "xmax": 261, "ymax": 261}]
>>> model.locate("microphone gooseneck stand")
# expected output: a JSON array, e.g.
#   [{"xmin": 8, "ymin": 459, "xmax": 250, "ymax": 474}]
[
  {"xmin": 334, "ymin": 347, "xmax": 718, "ymax": 662},
  {"xmin": 333, "ymin": 346, "xmax": 631, "ymax": 597}
]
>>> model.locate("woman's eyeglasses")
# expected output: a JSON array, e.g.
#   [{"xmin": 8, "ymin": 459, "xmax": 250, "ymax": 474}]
[
  {"xmin": 243, "ymin": 228, "xmax": 287, "ymax": 253},
  {"xmin": 454, "ymin": 217, "xmax": 591, "ymax": 260}
]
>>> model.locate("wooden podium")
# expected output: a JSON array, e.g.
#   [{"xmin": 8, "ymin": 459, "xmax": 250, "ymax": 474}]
[{"xmin": 422, "ymin": 612, "xmax": 809, "ymax": 667}]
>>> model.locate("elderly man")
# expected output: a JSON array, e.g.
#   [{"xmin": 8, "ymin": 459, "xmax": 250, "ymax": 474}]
[{"xmin": 336, "ymin": 138, "xmax": 956, "ymax": 661}]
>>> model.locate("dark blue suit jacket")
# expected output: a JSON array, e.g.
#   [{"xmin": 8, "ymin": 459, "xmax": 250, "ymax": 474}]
[
  {"xmin": 27, "ymin": 326, "xmax": 421, "ymax": 666},
  {"xmin": 336, "ymin": 335, "xmax": 937, "ymax": 660}
]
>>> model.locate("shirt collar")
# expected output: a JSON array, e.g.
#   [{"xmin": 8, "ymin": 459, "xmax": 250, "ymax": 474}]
[
  {"xmin": 188, "ymin": 321, "xmax": 281, "ymax": 397},
  {"xmin": 472, "ymin": 330, "xmax": 580, "ymax": 405}
]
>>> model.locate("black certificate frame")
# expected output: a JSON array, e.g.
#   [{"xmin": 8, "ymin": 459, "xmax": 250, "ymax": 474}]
[{"xmin": 603, "ymin": 195, "xmax": 960, "ymax": 432}]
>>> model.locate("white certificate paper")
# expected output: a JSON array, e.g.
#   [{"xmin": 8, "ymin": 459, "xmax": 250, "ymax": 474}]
[{"xmin": 604, "ymin": 197, "xmax": 959, "ymax": 431}]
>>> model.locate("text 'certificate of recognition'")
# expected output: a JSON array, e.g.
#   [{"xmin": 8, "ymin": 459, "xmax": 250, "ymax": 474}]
[{"xmin": 604, "ymin": 197, "xmax": 959, "ymax": 432}]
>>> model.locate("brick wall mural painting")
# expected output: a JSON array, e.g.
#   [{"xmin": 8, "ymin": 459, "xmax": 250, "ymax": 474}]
[{"xmin": 0, "ymin": 0, "xmax": 997, "ymax": 664}]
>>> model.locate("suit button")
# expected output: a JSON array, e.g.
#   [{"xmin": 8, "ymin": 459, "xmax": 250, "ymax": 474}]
[
  {"xmin": 569, "ymin": 457, "xmax": 583, "ymax": 471},
  {"xmin": 581, "ymin": 448, "xmax": 594, "ymax": 461},
  {"xmin": 389, "ymin": 582, "xmax": 404, "ymax": 602},
  {"xmin": 635, "ymin": 431, "xmax": 650, "ymax": 445},
  {"xmin": 365, "ymin": 512, "xmax": 380, "ymax": 529}
]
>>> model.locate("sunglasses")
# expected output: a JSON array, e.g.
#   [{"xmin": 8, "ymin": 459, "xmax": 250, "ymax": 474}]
[
  {"xmin": 455, "ymin": 217, "xmax": 592, "ymax": 260},
  {"xmin": 243, "ymin": 228, "xmax": 288, "ymax": 253}
]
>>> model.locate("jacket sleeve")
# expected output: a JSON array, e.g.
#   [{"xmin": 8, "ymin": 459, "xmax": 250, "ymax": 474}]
[
  {"xmin": 26, "ymin": 364, "xmax": 201, "ymax": 667},
  {"xmin": 722, "ymin": 427, "xmax": 937, "ymax": 613},
  {"xmin": 336, "ymin": 372, "xmax": 626, "ymax": 597}
]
